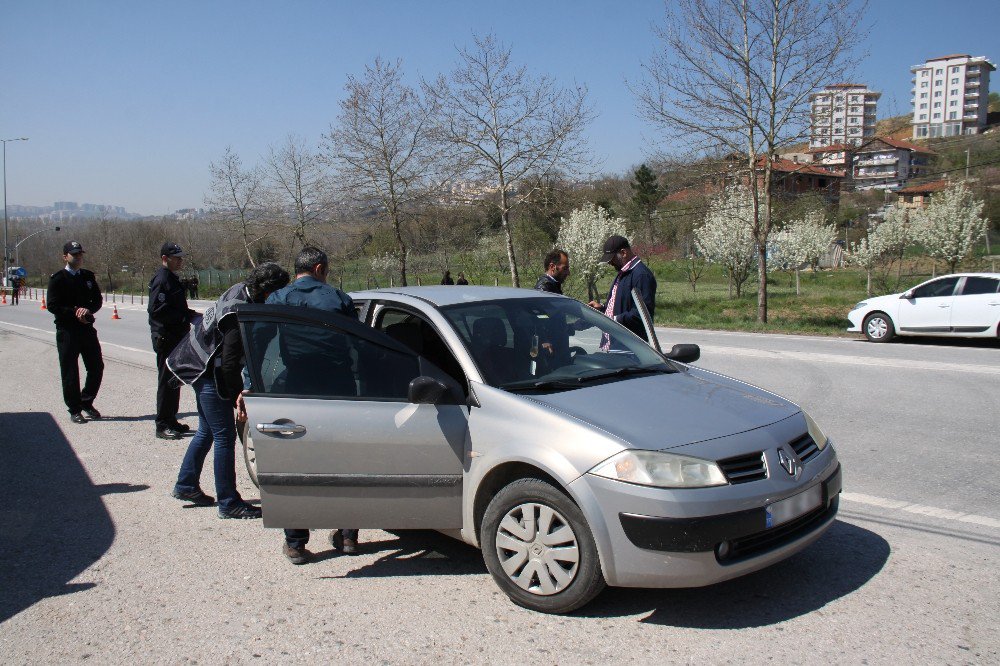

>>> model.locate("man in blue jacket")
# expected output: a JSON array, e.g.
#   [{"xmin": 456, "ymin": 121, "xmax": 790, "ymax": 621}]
[
  {"xmin": 588, "ymin": 235, "xmax": 657, "ymax": 341},
  {"xmin": 259, "ymin": 247, "xmax": 361, "ymax": 565}
]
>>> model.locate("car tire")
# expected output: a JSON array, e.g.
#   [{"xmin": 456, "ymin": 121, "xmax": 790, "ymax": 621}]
[
  {"xmin": 863, "ymin": 312, "xmax": 895, "ymax": 343},
  {"xmin": 481, "ymin": 478, "xmax": 605, "ymax": 614},
  {"xmin": 239, "ymin": 421, "xmax": 260, "ymax": 488}
]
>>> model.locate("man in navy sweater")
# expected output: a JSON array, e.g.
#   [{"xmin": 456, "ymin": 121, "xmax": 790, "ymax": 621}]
[{"xmin": 588, "ymin": 235, "xmax": 657, "ymax": 341}]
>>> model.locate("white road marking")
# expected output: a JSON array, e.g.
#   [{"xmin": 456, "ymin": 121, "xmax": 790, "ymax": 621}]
[
  {"xmin": 842, "ymin": 491, "xmax": 1000, "ymax": 529},
  {"xmin": 697, "ymin": 344, "xmax": 1000, "ymax": 376},
  {"xmin": 0, "ymin": 321, "xmax": 155, "ymax": 356}
]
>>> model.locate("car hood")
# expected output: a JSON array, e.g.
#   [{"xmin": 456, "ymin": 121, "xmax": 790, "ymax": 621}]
[{"xmin": 523, "ymin": 367, "xmax": 800, "ymax": 450}]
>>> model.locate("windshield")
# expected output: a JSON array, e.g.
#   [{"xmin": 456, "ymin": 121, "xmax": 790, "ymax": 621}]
[{"xmin": 440, "ymin": 297, "xmax": 673, "ymax": 391}]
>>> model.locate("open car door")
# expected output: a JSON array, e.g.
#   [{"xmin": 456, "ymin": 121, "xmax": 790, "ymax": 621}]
[{"xmin": 235, "ymin": 303, "xmax": 467, "ymax": 530}]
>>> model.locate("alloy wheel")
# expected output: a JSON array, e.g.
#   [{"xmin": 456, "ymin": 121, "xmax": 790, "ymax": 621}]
[{"xmin": 495, "ymin": 502, "xmax": 580, "ymax": 595}]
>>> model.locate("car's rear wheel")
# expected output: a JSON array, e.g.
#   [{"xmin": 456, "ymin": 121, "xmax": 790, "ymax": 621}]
[
  {"xmin": 239, "ymin": 421, "xmax": 260, "ymax": 488},
  {"xmin": 863, "ymin": 312, "xmax": 895, "ymax": 343},
  {"xmin": 481, "ymin": 478, "xmax": 605, "ymax": 614}
]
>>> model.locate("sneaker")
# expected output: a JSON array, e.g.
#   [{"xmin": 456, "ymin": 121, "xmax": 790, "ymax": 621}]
[
  {"xmin": 219, "ymin": 503, "xmax": 262, "ymax": 520},
  {"xmin": 156, "ymin": 427, "xmax": 183, "ymax": 440},
  {"xmin": 171, "ymin": 488, "xmax": 216, "ymax": 506},
  {"xmin": 70, "ymin": 412, "xmax": 87, "ymax": 424},
  {"xmin": 330, "ymin": 530, "xmax": 359, "ymax": 555},
  {"xmin": 283, "ymin": 543, "xmax": 312, "ymax": 565},
  {"xmin": 82, "ymin": 406, "xmax": 102, "ymax": 419}
]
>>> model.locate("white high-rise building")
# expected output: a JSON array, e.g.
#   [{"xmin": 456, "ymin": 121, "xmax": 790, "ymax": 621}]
[
  {"xmin": 911, "ymin": 54, "xmax": 995, "ymax": 139},
  {"xmin": 809, "ymin": 84, "xmax": 880, "ymax": 149}
]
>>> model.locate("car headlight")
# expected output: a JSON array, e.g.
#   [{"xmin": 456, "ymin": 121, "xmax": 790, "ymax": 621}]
[
  {"xmin": 589, "ymin": 450, "xmax": 727, "ymax": 488},
  {"xmin": 803, "ymin": 411, "xmax": 830, "ymax": 450},
  {"xmin": 850, "ymin": 301, "xmax": 868, "ymax": 312}
]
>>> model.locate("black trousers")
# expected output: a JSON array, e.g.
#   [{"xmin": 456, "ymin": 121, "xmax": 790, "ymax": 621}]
[
  {"xmin": 56, "ymin": 326, "xmax": 104, "ymax": 414},
  {"xmin": 153, "ymin": 333, "xmax": 184, "ymax": 430},
  {"xmin": 284, "ymin": 528, "xmax": 359, "ymax": 548}
]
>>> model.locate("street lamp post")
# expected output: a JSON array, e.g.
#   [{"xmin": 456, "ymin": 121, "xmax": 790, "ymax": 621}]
[
  {"xmin": 3, "ymin": 137, "xmax": 29, "ymax": 287},
  {"xmin": 14, "ymin": 225, "xmax": 61, "ymax": 265}
]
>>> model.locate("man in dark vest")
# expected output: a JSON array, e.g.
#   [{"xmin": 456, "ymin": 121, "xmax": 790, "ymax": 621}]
[
  {"xmin": 149, "ymin": 242, "xmax": 198, "ymax": 439},
  {"xmin": 47, "ymin": 241, "xmax": 105, "ymax": 424}
]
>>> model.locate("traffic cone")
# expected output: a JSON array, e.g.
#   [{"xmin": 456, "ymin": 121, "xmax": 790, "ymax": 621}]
[
  {"xmin": 1, "ymin": 288, "xmax": 6, "ymax": 305},
  {"xmin": 112, "ymin": 305, "xmax": 121, "ymax": 320},
  {"xmin": 40, "ymin": 295, "xmax": 47, "ymax": 310}
]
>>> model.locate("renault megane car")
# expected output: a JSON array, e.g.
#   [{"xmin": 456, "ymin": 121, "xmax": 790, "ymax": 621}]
[
  {"xmin": 848, "ymin": 273, "xmax": 1000, "ymax": 342},
  {"xmin": 236, "ymin": 287, "xmax": 841, "ymax": 614}
]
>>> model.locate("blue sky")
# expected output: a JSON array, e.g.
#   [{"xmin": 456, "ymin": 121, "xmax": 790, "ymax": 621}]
[{"xmin": 2, "ymin": 0, "xmax": 998, "ymax": 215}]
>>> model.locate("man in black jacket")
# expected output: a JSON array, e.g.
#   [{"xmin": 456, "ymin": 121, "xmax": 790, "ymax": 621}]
[
  {"xmin": 534, "ymin": 249, "xmax": 570, "ymax": 294},
  {"xmin": 149, "ymin": 242, "xmax": 198, "ymax": 439},
  {"xmin": 588, "ymin": 235, "xmax": 657, "ymax": 341},
  {"xmin": 47, "ymin": 241, "xmax": 105, "ymax": 424}
]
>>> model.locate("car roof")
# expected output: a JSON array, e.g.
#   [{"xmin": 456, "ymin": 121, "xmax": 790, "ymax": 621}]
[{"xmin": 347, "ymin": 285, "xmax": 563, "ymax": 307}]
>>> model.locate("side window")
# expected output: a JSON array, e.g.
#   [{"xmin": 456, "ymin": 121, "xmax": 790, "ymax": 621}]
[
  {"xmin": 911, "ymin": 277, "xmax": 960, "ymax": 299},
  {"xmin": 375, "ymin": 307, "xmax": 468, "ymax": 391},
  {"xmin": 245, "ymin": 320, "xmax": 420, "ymax": 401},
  {"xmin": 960, "ymin": 277, "xmax": 1000, "ymax": 295}
]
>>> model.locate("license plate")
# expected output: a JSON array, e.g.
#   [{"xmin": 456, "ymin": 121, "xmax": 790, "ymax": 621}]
[{"xmin": 766, "ymin": 484, "xmax": 823, "ymax": 528}]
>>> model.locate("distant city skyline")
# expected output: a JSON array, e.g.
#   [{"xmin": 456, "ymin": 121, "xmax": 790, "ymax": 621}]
[{"xmin": 2, "ymin": 1, "xmax": 998, "ymax": 215}]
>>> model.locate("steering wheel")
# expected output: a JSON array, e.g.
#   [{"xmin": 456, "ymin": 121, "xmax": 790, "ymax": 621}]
[{"xmin": 569, "ymin": 346, "xmax": 587, "ymax": 359}]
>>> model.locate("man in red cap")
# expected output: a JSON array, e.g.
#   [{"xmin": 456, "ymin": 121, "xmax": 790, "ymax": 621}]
[
  {"xmin": 46, "ymin": 241, "xmax": 105, "ymax": 424},
  {"xmin": 588, "ymin": 235, "xmax": 657, "ymax": 341}
]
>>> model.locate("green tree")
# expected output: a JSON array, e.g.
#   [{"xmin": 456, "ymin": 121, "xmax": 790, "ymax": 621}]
[{"xmin": 630, "ymin": 164, "xmax": 661, "ymax": 245}]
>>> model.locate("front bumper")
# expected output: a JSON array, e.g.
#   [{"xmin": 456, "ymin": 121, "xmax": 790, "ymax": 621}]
[
  {"xmin": 569, "ymin": 444, "xmax": 841, "ymax": 589},
  {"xmin": 846, "ymin": 309, "xmax": 864, "ymax": 333}
]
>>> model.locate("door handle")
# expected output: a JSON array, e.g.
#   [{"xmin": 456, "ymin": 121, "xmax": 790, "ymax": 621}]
[
  {"xmin": 937, "ymin": 304, "xmax": 950, "ymax": 308},
  {"xmin": 256, "ymin": 422, "xmax": 306, "ymax": 434}
]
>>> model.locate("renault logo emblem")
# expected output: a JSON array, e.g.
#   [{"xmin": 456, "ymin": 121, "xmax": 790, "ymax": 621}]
[{"xmin": 777, "ymin": 449, "xmax": 799, "ymax": 476}]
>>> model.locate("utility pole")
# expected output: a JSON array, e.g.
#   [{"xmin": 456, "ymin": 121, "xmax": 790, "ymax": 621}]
[
  {"xmin": 965, "ymin": 148, "xmax": 970, "ymax": 180},
  {"xmin": 2, "ymin": 137, "xmax": 29, "ymax": 287}
]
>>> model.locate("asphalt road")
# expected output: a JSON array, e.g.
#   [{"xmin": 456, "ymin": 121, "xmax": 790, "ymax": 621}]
[{"xmin": 1, "ymin": 294, "xmax": 997, "ymax": 664}]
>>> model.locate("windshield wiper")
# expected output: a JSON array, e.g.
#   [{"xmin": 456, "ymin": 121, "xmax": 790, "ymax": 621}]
[
  {"xmin": 503, "ymin": 378, "xmax": 585, "ymax": 392},
  {"xmin": 575, "ymin": 365, "xmax": 674, "ymax": 383}
]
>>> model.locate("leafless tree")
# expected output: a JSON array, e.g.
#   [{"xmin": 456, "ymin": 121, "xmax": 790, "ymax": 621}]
[
  {"xmin": 325, "ymin": 58, "xmax": 450, "ymax": 286},
  {"xmin": 424, "ymin": 33, "xmax": 594, "ymax": 287},
  {"xmin": 265, "ymin": 134, "xmax": 332, "ymax": 250},
  {"xmin": 205, "ymin": 146, "xmax": 269, "ymax": 267},
  {"xmin": 633, "ymin": 0, "xmax": 866, "ymax": 321}
]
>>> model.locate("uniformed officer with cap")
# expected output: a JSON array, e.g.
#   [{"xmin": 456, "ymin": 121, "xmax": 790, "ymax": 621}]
[
  {"xmin": 149, "ymin": 242, "xmax": 197, "ymax": 439},
  {"xmin": 47, "ymin": 240, "xmax": 105, "ymax": 424}
]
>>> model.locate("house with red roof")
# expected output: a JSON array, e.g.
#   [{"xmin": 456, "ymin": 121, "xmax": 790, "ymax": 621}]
[{"xmin": 852, "ymin": 137, "xmax": 935, "ymax": 190}]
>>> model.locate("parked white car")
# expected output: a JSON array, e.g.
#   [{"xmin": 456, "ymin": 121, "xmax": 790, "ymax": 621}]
[{"xmin": 847, "ymin": 273, "xmax": 1000, "ymax": 342}]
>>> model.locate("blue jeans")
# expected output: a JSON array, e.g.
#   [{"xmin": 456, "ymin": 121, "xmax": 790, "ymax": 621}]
[{"xmin": 174, "ymin": 376, "xmax": 243, "ymax": 512}]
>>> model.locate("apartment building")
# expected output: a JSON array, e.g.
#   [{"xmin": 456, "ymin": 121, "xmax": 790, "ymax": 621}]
[
  {"xmin": 911, "ymin": 54, "xmax": 995, "ymax": 139},
  {"xmin": 809, "ymin": 84, "xmax": 880, "ymax": 149},
  {"xmin": 852, "ymin": 137, "xmax": 934, "ymax": 190}
]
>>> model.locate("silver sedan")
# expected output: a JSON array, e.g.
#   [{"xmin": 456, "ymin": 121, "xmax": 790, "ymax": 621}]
[{"xmin": 237, "ymin": 287, "xmax": 841, "ymax": 614}]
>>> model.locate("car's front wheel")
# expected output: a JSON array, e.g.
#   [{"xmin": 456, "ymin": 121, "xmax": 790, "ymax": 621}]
[
  {"xmin": 481, "ymin": 478, "xmax": 605, "ymax": 614},
  {"xmin": 863, "ymin": 312, "xmax": 895, "ymax": 343}
]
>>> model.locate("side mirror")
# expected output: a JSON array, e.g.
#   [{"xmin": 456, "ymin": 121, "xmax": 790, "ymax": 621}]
[
  {"xmin": 900, "ymin": 291, "xmax": 914, "ymax": 300},
  {"xmin": 408, "ymin": 376, "xmax": 448, "ymax": 405},
  {"xmin": 665, "ymin": 343, "xmax": 700, "ymax": 364}
]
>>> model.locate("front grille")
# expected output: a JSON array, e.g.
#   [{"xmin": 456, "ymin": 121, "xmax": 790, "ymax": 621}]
[
  {"xmin": 718, "ymin": 452, "xmax": 767, "ymax": 484},
  {"xmin": 719, "ymin": 497, "xmax": 838, "ymax": 564},
  {"xmin": 789, "ymin": 432, "xmax": 821, "ymax": 463}
]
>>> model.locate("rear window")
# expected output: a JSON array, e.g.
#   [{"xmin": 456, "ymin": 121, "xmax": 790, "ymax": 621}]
[{"xmin": 961, "ymin": 277, "xmax": 999, "ymax": 295}]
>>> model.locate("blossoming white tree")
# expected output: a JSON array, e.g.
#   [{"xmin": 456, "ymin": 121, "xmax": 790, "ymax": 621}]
[
  {"xmin": 909, "ymin": 183, "xmax": 988, "ymax": 275},
  {"xmin": 770, "ymin": 210, "xmax": 837, "ymax": 294},
  {"xmin": 557, "ymin": 204, "xmax": 627, "ymax": 300},
  {"xmin": 694, "ymin": 185, "xmax": 757, "ymax": 298},
  {"xmin": 846, "ymin": 206, "xmax": 910, "ymax": 296}
]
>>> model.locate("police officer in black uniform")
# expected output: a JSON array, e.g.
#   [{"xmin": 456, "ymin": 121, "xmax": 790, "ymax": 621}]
[
  {"xmin": 47, "ymin": 241, "xmax": 105, "ymax": 424},
  {"xmin": 149, "ymin": 242, "xmax": 197, "ymax": 439}
]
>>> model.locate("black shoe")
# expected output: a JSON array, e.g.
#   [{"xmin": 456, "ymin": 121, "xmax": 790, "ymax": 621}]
[
  {"xmin": 70, "ymin": 412, "xmax": 87, "ymax": 424},
  {"xmin": 330, "ymin": 530, "xmax": 359, "ymax": 555},
  {"xmin": 156, "ymin": 427, "xmax": 183, "ymax": 440},
  {"xmin": 82, "ymin": 406, "xmax": 102, "ymax": 420},
  {"xmin": 219, "ymin": 503, "xmax": 262, "ymax": 520},
  {"xmin": 170, "ymin": 422, "xmax": 191, "ymax": 433},
  {"xmin": 171, "ymin": 487, "xmax": 216, "ymax": 506},
  {"xmin": 283, "ymin": 543, "xmax": 312, "ymax": 565}
]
